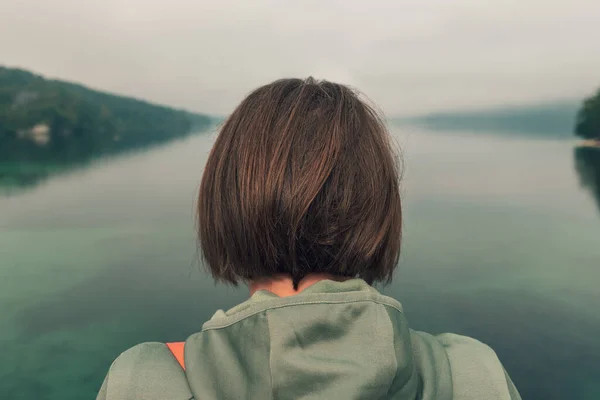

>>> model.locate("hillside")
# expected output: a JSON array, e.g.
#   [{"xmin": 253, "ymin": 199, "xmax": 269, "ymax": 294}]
[
  {"xmin": 575, "ymin": 88, "xmax": 600, "ymax": 140},
  {"xmin": 399, "ymin": 101, "xmax": 580, "ymax": 138},
  {"xmin": 0, "ymin": 66, "xmax": 212, "ymax": 163}
]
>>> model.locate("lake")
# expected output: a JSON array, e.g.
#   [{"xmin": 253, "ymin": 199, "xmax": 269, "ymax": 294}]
[{"xmin": 1, "ymin": 125, "xmax": 599, "ymax": 400}]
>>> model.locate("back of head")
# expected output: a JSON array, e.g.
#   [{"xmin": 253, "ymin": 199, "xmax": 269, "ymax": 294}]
[{"xmin": 197, "ymin": 78, "xmax": 401, "ymax": 288}]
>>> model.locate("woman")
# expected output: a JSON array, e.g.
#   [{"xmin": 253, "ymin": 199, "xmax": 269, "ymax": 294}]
[{"xmin": 97, "ymin": 78, "xmax": 522, "ymax": 399}]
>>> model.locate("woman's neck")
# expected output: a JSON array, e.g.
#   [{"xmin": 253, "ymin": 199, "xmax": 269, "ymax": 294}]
[{"xmin": 249, "ymin": 273, "xmax": 348, "ymax": 297}]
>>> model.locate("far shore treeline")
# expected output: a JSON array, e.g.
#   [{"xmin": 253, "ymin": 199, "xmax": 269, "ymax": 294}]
[
  {"xmin": 395, "ymin": 86, "xmax": 600, "ymax": 143},
  {"xmin": 0, "ymin": 66, "xmax": 212, "ymax": 164}
]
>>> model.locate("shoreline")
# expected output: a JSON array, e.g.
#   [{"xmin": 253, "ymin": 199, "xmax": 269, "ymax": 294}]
[{"xmin": 577, "ymin": 139, "xmax": 600, "ymax": 149}]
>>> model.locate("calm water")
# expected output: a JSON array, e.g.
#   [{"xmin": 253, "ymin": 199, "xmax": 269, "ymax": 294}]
[{"xmin": 1, "ymin": 126, "xmax": 599, "ymax": 400}]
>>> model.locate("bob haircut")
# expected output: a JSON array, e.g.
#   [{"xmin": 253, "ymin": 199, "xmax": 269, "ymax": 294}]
[{"xmin": 197, "ymin": 78, "xmax": 402, "ymax": 289}]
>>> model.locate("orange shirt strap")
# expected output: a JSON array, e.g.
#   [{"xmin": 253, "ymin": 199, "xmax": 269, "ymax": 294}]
[{"xmin": 166, "ymin": 342, "xmax": 185, "ymax": 370}]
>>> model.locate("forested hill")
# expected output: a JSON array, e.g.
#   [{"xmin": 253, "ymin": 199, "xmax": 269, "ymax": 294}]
[
  {"xmin": 397, "ymin": 101, "xmax": 580, "ymax": 139},
  {"xmin": 0, "ymin": 66, "xmax": 212, "ymax": 163}
]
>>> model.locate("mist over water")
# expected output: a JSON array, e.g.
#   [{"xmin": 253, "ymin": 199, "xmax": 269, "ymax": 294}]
[{"xmin": 1, "ymin": 125, "xmax": 599, "ymax": 400}]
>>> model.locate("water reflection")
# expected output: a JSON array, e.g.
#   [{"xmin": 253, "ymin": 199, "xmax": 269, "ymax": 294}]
[
  {"xmin": 0, "ymin": 133, "xmax": 207, "ymax": 196},
  {"xmin": 0, "ymin": 160, "xmax": 90, "ymax": 196},
  {"xmin": 574, "ymin": 146, "xmax": 600, "ymax": 214}
]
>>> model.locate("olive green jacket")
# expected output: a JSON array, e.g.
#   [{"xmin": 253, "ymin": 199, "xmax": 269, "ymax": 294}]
[{"xmin": 97, "ymin": 279, "xmax": 521, "ymax": 399}]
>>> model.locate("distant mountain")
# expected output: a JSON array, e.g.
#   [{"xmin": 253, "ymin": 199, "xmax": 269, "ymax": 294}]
[
  {"xmin": 0, "ymin": 66, "xmax": 212, "ymax": 163},
  {"xmin": 397, "ymin": 101, "xmax": 580, "ymax": 139}
]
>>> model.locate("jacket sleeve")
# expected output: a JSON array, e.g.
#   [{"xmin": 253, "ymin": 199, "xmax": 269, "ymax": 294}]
[
  {"xmin": 96, "ymin": 342, "xmax": 194, "ymax": 400},
  {"xmin": 435, "ymin": 333, "xmax": 523, "ymax": 400}
]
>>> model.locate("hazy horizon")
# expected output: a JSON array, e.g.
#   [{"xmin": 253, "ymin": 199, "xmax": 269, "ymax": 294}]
[
  {"xmin": 1, "ymin": 63, "xmax": 585, "ymax": 119},
  {"xmin": 2, "ymin": 0, "xmax": 599, "ymax": 116}
]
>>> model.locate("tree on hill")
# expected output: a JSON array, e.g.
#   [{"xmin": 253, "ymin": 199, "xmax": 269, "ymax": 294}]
[{"xmin": 575, "ymin": 88, "xmax": 600, "ymax": 140}]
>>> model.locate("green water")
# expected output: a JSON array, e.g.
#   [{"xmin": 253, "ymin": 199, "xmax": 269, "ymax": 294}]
[{"xmin": 1, "ymin": 127, "xmax": 599, "ymax": 399}]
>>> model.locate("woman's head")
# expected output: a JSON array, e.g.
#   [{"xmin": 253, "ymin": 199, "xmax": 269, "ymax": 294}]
[{"xmin": 197, "ymin": 78, "xmax": 401, "ymax": 289}]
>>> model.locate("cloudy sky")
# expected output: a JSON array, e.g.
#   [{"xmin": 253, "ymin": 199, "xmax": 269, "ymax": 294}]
[{"xmin": 1, "ymin": 0, "xmax": 599, "ymax": 116}]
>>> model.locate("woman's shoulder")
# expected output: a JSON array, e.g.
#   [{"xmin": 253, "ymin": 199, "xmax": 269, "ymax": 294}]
[
  {"xmin": 108, "ymin": 342, "xmax": 181, "ymax": 372},
  {"xmin": 97, "ymin": 342, "xmax": 193, "ymax": 400},
  {"xmin": 412, "ymin": 331, "xmax": 522, "ymax": 400}
]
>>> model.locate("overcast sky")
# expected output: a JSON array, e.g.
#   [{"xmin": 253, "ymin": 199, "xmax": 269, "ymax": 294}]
[{"xmin": 1, "ymin": 0, "xmax": 599, "ymax": 116}]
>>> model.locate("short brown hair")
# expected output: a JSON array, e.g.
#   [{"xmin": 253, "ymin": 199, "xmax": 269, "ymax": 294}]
[{"xmin": 197, "ymin": 78, "xmax": 401, "ymax": 288}]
